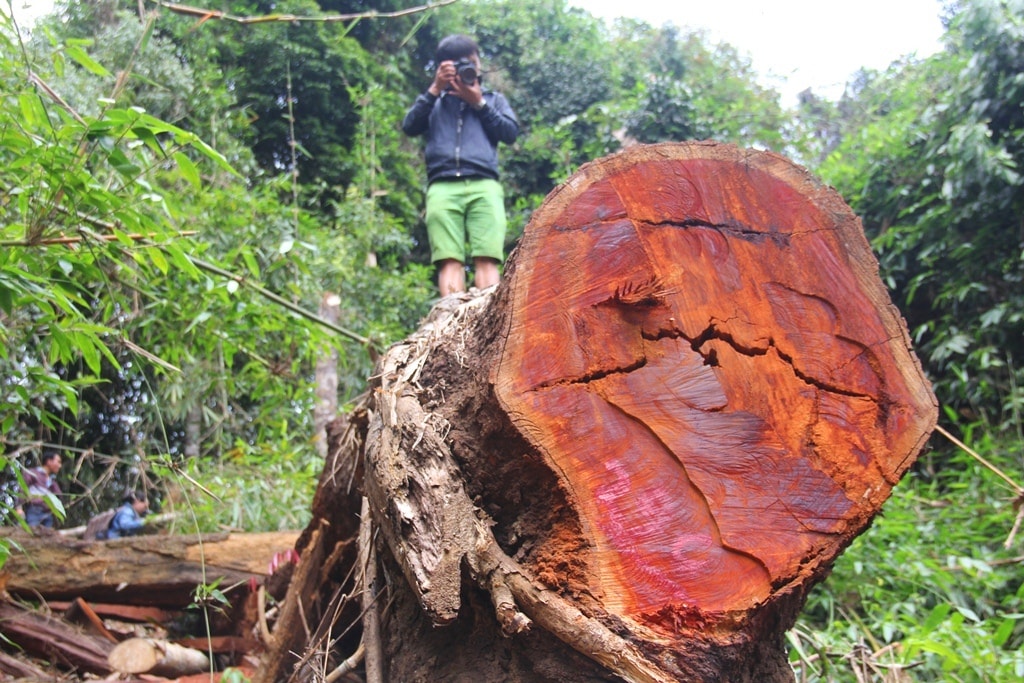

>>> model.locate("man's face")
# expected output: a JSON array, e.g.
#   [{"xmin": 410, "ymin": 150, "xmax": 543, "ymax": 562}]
[{"xmin": 44, "ymin": 456, "xmax": 62, "ymax": 474}]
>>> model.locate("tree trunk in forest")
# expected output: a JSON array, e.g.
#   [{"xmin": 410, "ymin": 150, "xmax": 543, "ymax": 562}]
[
  {"xmin": 185, "ymin": 402, "xmax": 202, "ymax": 459},
  {"xmin": 315, "ymin": 293, "xmax": 342, "ymax": 458},
  {"xmin": 259, "ymin": 142, "xmax": 937, "ymax": 682}
]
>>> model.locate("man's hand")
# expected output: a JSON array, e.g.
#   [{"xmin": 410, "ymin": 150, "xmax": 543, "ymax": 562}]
[
  {"xmin": 428, "ymin": 60, "xmax": 456, "ymax": 96},
  {"xmin": 449, "ymin": 72, "xmax": 484, "ymax": 108},
  {"xmin": 428, "ymin": 60, "xmax": 485, "ymax": 109}
]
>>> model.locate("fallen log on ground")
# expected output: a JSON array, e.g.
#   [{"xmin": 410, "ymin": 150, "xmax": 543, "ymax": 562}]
[
  {"xmin": 1, "ymin": 530, "xmax": 300, "ymax": 607},
  {"xmin": 108, "ymin": 637, "xmax": 211, "ymax": 677},
  {"xmin": 258, "ymin": 141, "xmax": 938, "ymax": 682},
  {"xmin": 0, "ymin": 600, "xmax": 116, "ymax": 676},
  {"xmin": 48, "ymin": 599, "xmax": 177, "ymax": 624},
  {"xmin": 63, "ymin": 596, "xmax": 120, "ymax": 643}
]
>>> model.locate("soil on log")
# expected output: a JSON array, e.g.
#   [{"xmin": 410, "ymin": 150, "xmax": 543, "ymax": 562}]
[{"xmin": 259, "ymin": 141, "xmax": 937, "ymax": 683}]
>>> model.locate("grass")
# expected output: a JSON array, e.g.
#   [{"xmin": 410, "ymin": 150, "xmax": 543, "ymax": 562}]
[{"xmin": 792, "ymin": 430, "xmax": 1024, "ymax": 682}]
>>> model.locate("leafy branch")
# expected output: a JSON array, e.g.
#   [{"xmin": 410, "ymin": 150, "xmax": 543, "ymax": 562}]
[
  {"xmin": 3, "ymin": 224, "xmax": 379, "ymax": 351},
  {"xmin": 153, "ymin": 0, "xmax": 457, "ymax": 25}
]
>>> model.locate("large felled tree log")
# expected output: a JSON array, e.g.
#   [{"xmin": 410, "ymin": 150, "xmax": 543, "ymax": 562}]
[
  {"xmin": 261, "ymin": 142, "xmax": 937, "ymax": 682},
  {"xmin": 1, "ymin": 530, "xmax": 299, "ymax": 607}
]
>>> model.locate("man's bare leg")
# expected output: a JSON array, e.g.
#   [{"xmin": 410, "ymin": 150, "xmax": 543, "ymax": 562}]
[
  {"xmin": 438, "ymin": 259, "xmax": 466, "ymax": 296},
  {"xmin": 473, "ymin": 257, "xmax": 500, "ymax": 290}
]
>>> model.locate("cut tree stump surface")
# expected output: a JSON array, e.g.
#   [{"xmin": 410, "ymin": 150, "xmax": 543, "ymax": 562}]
[
  {"xmin": 493, "ymin": 141, "xmax": 937, "ymax": 632},
  {"xmin": 108, "ymin": 637, "xmax": 211, "ymax": 677}
]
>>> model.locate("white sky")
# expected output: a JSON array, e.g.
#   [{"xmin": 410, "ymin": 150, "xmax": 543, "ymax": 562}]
[
  {"xmin": 4, "ymin": 0, "xmax": 52, "ymax": 33},
  {"xmin": 570, "ymin": 0, "xmax": 947, "ymax": 104},
  {"xmin": 5, "ymin": 0, "xmax": 51, "ymax": 23},
  {"xmin": 9, "ymin": 0, "xmax": 947, "ymax": 105}
]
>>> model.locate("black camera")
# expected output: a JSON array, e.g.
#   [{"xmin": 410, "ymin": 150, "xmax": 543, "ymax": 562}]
[{"xmin": 454, "ymin": 58, "xmax": 479, "ymax": 86}]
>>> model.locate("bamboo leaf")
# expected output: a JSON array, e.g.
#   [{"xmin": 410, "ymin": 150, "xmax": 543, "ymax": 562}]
[
  {"xmin": 242, "ymin": 250, "xmax": 261, "ymax": 278},
  {"xmin": 922, "ymin": 602, "xmax": 952, "ymax": 633},
  {"xmin": 173, "ymin": 151, "xmax": 201, "ymax": 190},
  {"xmin": 64, "ymin": 45, "xmax": 110, "ymax": 77},
  {"xmin": 148, "ymin": 246, "xmax": 169, "ymax": 274},
  {"xmin": 18, "ymin": 93, "xmax": 45, "ymax": 128},
  {"xmin": 73, "ymin": 330, "xmax": 102, "ymax": 374}
]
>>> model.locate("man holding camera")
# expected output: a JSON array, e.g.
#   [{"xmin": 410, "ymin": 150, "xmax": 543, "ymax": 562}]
[{"xmin": 402, "ymin": 34, "xmax": 519, "ymax": 297}]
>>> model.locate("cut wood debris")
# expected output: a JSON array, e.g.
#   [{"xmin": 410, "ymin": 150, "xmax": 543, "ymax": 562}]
[{"xmin": 0, "ymin": 529, "xmax": 299, "ymax": 681}]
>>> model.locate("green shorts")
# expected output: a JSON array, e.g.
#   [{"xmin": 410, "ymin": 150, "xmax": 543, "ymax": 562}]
[{"xmin": 425, "ymin": 178, "xmax": 506, "ymax": 264}]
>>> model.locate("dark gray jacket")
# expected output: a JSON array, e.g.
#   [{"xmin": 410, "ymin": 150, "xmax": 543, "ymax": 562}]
[{"xmin": 402, "ymin": 89, "xmax": 519, "ymax": 184}]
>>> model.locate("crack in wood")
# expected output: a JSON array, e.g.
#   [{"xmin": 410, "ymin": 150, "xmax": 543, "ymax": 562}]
[
  {"xmin": 644, "ymin": 217, "xmax": 793, "ymax": 247},
  {"xmin": 527, "ymin": 357, "xmax": 649, "ymax": 392},
  {"xmin": 678, "ymin": 322, "xmax": 881, "ymax": 403}
]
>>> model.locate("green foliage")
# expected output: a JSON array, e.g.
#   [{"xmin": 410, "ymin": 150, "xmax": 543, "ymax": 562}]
[
  {"xmin": 155, "ymin": 441, "xmax": 318, "ymax": 533},
  {"xmin": 799, "ymin": 7, "xmax": 1024, "ymax": 677},
  {"xmin": 3, "ymin": 2, "xmax": 1024, "ymax": 679},
  {"xmin": 191, "ymin": 576, "xmax": 231, "ymax": 613},
  {"xmin": 1, "ymin": 1, "xmax": 427, "ymax": 529},
  {"xmin": 1, "ymin": 11, "xmax": 232, "ymax": 449},
  {"xmin": 623, "ymin": 26, "xmax": 785, "ymax": 150},
  {"xmin": 793, "ymin": 425, "xmax": 1024, "ymax": 681},
  {"xmin": 220, "ymin": 668, "xmax": 252, "ymax": 683}
]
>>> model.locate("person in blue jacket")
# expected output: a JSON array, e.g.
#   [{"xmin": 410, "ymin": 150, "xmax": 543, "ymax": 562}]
[
  {"xmin": 402, "ymin": 34, "xmax": 520, "ymax": 297},
  {"xmin": 106, "ymin": 491, "xmax": 149, "ymax": 539}
]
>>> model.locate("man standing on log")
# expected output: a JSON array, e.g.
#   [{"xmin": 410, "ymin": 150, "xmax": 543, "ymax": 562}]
[
  {"xmin": 15, "ymin": 449, "xmax": 63, "ymax": 528},
  {"xmin": 402, "ymin": 34, "xmax": 519, "ymax": 297}
]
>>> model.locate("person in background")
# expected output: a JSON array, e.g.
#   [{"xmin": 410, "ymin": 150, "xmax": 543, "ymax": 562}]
[
  {"xmin": 105, "ymin": 491, "xmax": 149, "ymax": 539},
  {"xmin": 402, "ymin": 34, "xmax": 519, "ymax": 297},
  {"xmin": 15, "ymin": 450, "xmax": 63, "ymax": 528}
]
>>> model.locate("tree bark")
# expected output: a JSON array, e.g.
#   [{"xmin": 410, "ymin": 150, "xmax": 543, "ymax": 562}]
[
  {"xmin": 0, "ymin": 601, "xmax": 116, "ymax": 676},
  {"xmin": 185, "ymin": 402, "xmax": 202, "ymax": 459},
  {"xmin": 262, "ymin": 142, "xmax": 937, "ymax": 682},
  {"xmin": 1, "ymin": 529, "xmax": 299, "ymax": 607}
]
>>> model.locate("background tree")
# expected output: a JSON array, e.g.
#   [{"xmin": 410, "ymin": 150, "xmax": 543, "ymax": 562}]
[{"xmin": 818, "ymin": 0, "xmax": 1024, "ymax": 429}]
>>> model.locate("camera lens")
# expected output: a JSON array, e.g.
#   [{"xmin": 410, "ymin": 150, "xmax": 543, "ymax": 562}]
[{"xmin": 455, "ymin": 59, "xmax": 477, "ymax": 85}]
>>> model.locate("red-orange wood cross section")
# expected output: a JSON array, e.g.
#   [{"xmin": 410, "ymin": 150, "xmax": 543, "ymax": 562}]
[{"xmin": 494, "ymin": 142, "xmax": 936, "ymax": 635}]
